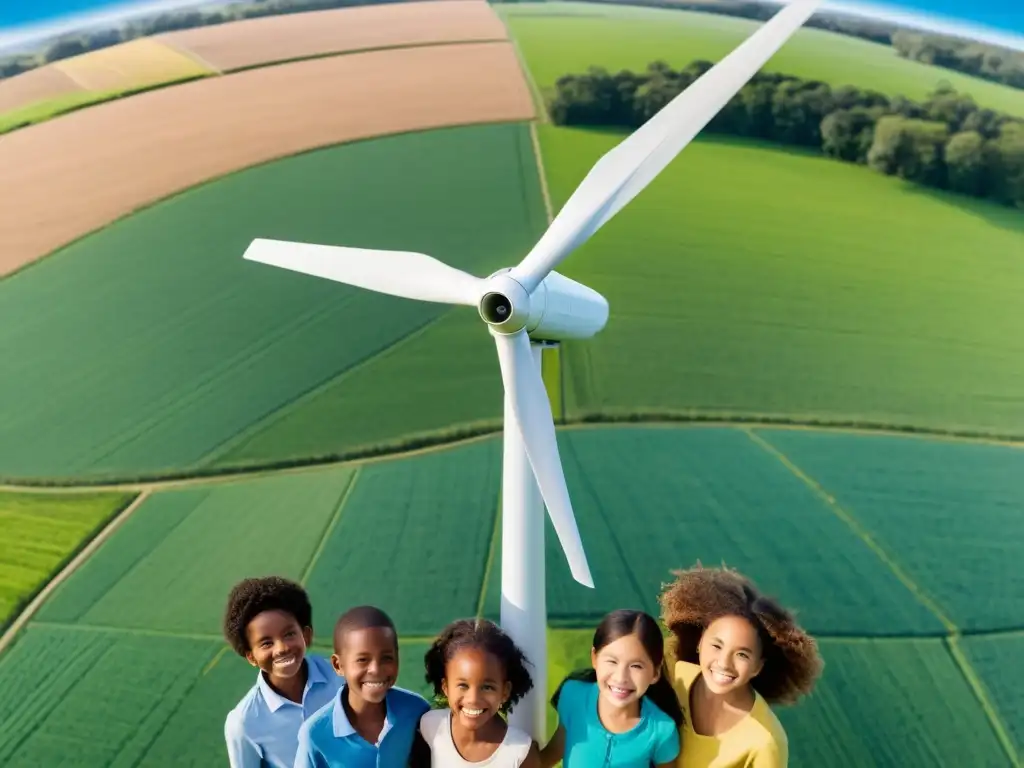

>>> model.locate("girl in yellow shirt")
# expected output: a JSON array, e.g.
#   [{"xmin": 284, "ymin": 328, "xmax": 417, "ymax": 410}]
[{"xmin": 658, "ymin": 565, "xmax": 824, "ymax": 768}]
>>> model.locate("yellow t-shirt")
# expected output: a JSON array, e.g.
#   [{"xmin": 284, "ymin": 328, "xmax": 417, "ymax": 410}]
[{"xmin": 671, "ymin": 661, "xmax": 788, "ymax": 768}]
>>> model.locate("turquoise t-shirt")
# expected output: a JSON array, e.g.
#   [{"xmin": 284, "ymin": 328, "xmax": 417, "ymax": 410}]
[{"xmin": 556, "ymin": 679, "xmax": 680, "ymax": 767}]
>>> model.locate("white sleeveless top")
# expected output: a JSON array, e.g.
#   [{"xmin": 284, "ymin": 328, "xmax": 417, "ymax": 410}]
[{"xmin": 419, "ymin": 709, "xmax": 533, "ymax": 767}]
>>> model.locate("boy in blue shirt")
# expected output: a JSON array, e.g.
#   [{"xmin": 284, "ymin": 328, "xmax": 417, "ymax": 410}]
[
  {"xmin": 294, "ymin": 605, "xmax": 430, "ymax": 768},
  {"xmin": 223, "ymin": 576, "xmax": 343, "ymax": 768}
]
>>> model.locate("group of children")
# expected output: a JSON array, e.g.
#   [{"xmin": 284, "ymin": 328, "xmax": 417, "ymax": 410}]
[{"xmin": 223, "ymin": 565, "xmax": 823, "ymax": 768}]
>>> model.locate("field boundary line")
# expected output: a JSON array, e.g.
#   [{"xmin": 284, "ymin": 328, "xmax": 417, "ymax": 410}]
[
  {"xmin": 202, "ymin": 645, "xmax": 231, "ymax": 676},
  {"xmin": 742, "ymin": 428, "xmax": 959, "ymax": 635},
  {"xmin": 946, "ymin": 636, "xmax": 1022, "ymax": 767},
  {"xmin": 4, "ymin": 417, "xmax": 1023, "ymax": 492},
  {"xmin": 495, "ymin": 8, "xmax": 549, "ymax": 124},
  {"xmin": 27, "ymin": 620, "xmax": 226, "ymax": 642},
  {"xmin": 529, "ymin": 121, "xmax": 555, "ymax": 222},
  {"xmin": 300, "ymin": 469, "xmax": 362, "ymax": 586},
  {"xmin": 476, "ymin": 496, "xmax": 503, "ymax": 619},
  {"xmin": 200, "ymin": 311, "xmax": 455, "ymax": 467},
  {"xmin": 155, "ymin": 37, "xmax": 225, "ymax": 75},
  {"xmin": 0, "ymin": 491, "xmax": 148, "ymax": 657}
]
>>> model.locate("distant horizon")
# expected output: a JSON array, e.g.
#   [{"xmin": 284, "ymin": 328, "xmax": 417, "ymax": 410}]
[{"xmin": 0, "ymin": 0, "xmax": 1023, "ymax": 54}]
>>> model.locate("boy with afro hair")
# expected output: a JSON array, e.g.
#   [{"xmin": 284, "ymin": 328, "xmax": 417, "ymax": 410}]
[
  {"xmin": 658, "ymin": 564, "xmax": 823, "ymax": 768},
  {"xmin": 223, "ymin": 576, "xmax": 343, "ymax": 768}
]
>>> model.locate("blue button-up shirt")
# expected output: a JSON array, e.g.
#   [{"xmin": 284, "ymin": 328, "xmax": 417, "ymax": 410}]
[
  {"xmin": 293, "ymin": 685, "xmax": 430, "ymax": 768},
  {"xmin": 224, "ymin": 653, "xmax": 343, "ymax": 768}
]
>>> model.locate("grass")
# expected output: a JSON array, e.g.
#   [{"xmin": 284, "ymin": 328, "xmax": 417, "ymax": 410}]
[
  {"xmin": 0, "ymin": 122, "xmax": 546, "ymax": 484},
  {"xmin": 0, "ymin": 425, "xmax": 1020, "ymax": 766},
  {"xmin": 961, "ymin": 634, "xmax": 1024, "ymax": 757},
  {"xmin": 35, "ymin": 468, "xmax": 354, "ymax": 634},
  {"xmin": 756, "ymin": 429, "xmax": 1024, "ymax": 634},
  {"xmin": 0, "ymin": 491, "xmax": 135, "ymax": 630},
  {"xmin": 498, "ymin": 1, "xmax": 1024, "ymax": 117},
  {"xmin": 530, "ymin": 126, "xmax": 1024, "ymax": 439},
  {"xmin": 481, "ymin": 426, "xmax": 945, "ymax": 636},
  {"xmin": 303, "ymin": 439, "xmax": 504, "ymax": 636}
]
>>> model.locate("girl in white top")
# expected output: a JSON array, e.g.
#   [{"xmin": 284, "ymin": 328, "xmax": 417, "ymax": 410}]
[{"xmin": 418, "ymin": 618, "xmax": 541, "ymax": 767}]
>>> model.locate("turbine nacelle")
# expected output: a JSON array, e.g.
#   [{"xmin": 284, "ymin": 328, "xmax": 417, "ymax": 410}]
[{"xmin": 478, "ymin": 270, "xmax": 609, "ymax": 342}]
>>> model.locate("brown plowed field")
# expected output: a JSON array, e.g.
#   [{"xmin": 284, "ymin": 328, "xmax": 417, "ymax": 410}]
[
  {"xmin": 158, "ymin": 0, "xmax": 508, "ymax": 72},
  {"xmin": 0, "ymin": 41, "xmax": 534, "ymax": 278},
  {"xmin": 0, "ymin": 65, "xmax": 83, "ymax": 114}
]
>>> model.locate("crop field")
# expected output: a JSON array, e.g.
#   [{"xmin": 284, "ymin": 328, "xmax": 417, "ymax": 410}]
[
  {"xmin": 0, "ymin": 425, "xmax": 1018, "ymax": 766},
  {"xmin": 0, "ymin": 39, "xmax": 214, "ymax": 134},
  {"xmin": 499, "ymin": 1, "xmax": 1024, "ymax": 117},
  {"xmin": 0, "ymin": 41, "xmax": 535, "ymax": 277},
  {"xmin": 758, "ymin": 429, "xmax": 1024, "ymax": 633},
  {"xmin": 0, "ymin": 491, "xmax": 135, "ymax": 628},
  {"xmin": 158, "ymin": 0, "xmax": 509, "ymax": 73},
  {"xmin": 961, "ymin": 634, "xmax": 1024, "ymax": 755},
  {"xmin": 0, "ymin": 63, "xmax": 83, "ymax": 115},
  {"xmin": 51, "ymin": 37, "xmax": 213, "ymax": 93},
  {"xmin": 0, "ymin": 122, "xmax": 545, "ymax": 482},
  {"xmin": 528, "ymin": 125, "xmax": 1024, "ymax": 438}
]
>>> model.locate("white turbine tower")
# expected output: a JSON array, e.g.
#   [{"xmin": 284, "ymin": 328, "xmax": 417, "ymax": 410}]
[{"xmin": 242, "ymin": 0, "xmax": 819, "ymax": 742}]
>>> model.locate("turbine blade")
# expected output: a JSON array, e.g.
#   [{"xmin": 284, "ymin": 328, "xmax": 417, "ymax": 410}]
[
  {"xmin": 509, "ymin": 0, "xmax": 821, "ymax": 294},
  {"xmin": 244, "ymin": 238, "xmax": 483, "ymax": 306},
  {"xmin": 492, "ymin": 329, "xmax": 594, "ymax": 588}
]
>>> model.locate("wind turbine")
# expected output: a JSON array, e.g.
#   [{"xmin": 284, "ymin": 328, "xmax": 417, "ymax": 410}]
[{"xmin": 242, "ymin": 0, "xmax": 819, "ymax": 741}]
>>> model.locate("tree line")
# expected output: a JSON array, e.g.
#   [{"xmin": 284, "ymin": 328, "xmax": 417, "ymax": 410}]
[
  {"xmin": 0, "ymin": 0, "xmax": 416, "ymax": 78},
  {"xmin": 496, "ymin": 0, "xmax": 1024, "ymax": 91},
  {"xmin": 548, "ymin": 61, "xmax": 1024, "ymax": 209}
]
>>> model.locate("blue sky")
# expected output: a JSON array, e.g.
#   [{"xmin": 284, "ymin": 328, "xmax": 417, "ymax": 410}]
[{"xmin": 0, "ymin": 0, "xmax": 1022, "ymax": 51}]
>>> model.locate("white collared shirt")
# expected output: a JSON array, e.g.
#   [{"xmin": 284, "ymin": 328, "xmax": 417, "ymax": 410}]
[{"xmin": 225, "ymin": 653, "xmax": 343, "ymax": 768}]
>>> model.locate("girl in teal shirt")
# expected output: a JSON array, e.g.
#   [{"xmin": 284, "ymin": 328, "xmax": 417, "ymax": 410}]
[{"xmin": 539, "ymin": 610, "xmax": 683, "ymax": 768}]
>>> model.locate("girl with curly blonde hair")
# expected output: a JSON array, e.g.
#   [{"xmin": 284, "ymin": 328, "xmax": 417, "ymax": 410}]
[{"xmin": 658, "ymin": 565, "xmax": 823, "ymax": 768}]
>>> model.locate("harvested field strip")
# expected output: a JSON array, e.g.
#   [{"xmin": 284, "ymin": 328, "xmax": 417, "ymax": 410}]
[
  {"xmin": 0, "ymin": 64, "xmax": 82, "ymax": 115},
  {"xmin": 0, "ymin": 491, "xmax": 135, "ymax": 629},
  {"xmin": 482, "ymin": 427, "xmax": 944, "ymax": 636},
  {"xmin": 0, "ymin": 122, "xmax": 544, "ymax": 483},
  {"xmin": 51, "ymin": 37, "xmax": 213, "ymax": 92},
  {"xmin": 35, "ymin": 468, "xmax": 354, "ymax": 634},
  {"xmin": 304, "ymin": 439, "xmax": 504, "ymax": 636},
  {"xmin": 755, "ymin": 428, "xmax": 1024, "ymax": 634},
  {"xmin": 159, "ymin": 0, "xmax": 509, "ymax": 73},
  {"xmin": 0, "ymin": 41, "xmax": 534, "ymax": 278}
]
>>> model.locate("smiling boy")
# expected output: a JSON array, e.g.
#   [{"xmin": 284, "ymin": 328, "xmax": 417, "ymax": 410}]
[
  {"xmin": 223, "ymin": 576, "xmax": 343, "ymax": 768},
  {"xmin": 293, "ymin": 605, "xmax": 430, "ymax": 768}
]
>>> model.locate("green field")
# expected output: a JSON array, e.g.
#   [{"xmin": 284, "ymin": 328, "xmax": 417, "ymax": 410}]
[
  {"xmin": 531, "ymin": 126, "xmax": 1024, "ymax": 436},
  {"xmin": 961, "ymin": 634, "xmax": 1024, "ymax": 755},
  {"xmin": 0, "ymin": 491, "xmax": 135, "ymax": 629},
  {"xmin": 499, "ymin": 2, "xmax": 1024, "ymax": 117},
  {"xmin": 759, "ymin": 429, "xmax": 1024, "ymax": 633},
  {"xmin": 0, "ymin": 122, "xmax": 543, "ymax": 483},
  {"xmin": 1, "ymin": 426, "xmax": 1019, "ymax": 766}
]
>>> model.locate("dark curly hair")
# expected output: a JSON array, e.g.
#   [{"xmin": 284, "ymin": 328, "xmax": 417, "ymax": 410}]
[
  {"xmin": 658, "ymin": 564, "xmax": 823, "ymax": 705},
  {"xmin": 223, "ymin": 576, "xmax": 313, "ymax": 657},
  {"xmin": 424, "ymin": 618, "xmax": 534, "ymax": 714},
  {"xmin": 550, "ymin": 609, "xmax": 684, "ymax": 728}
]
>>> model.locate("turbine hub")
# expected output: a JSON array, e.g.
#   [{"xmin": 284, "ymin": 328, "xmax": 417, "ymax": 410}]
[{"xmin": 477, "ymin": 271, "xmax": 531, "ymax": 334}]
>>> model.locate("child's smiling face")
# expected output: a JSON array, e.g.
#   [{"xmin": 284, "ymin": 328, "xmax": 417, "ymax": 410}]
[
  {"xmin": 697, "ymin": 615, "xmax": 764, "ymax": 696},
  {"xmin": 333, "ymin": 626, "xmax": 399, "ymax": 705},
  {"xmin": 244, "ymin": 609, "xmax": 311, "ymax": 682},
  {"xmin": 591, "ymin": 631, "xmax": 660, "ymax": 712},
  {"xmin": 441, "ymin": 647, "xmax": 512, "ymax": 731}
]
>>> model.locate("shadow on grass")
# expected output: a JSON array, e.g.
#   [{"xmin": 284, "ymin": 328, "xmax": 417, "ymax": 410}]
[{"xmin": 895, "ymin": 181, "xmax": 1024, "ymax": 235}]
